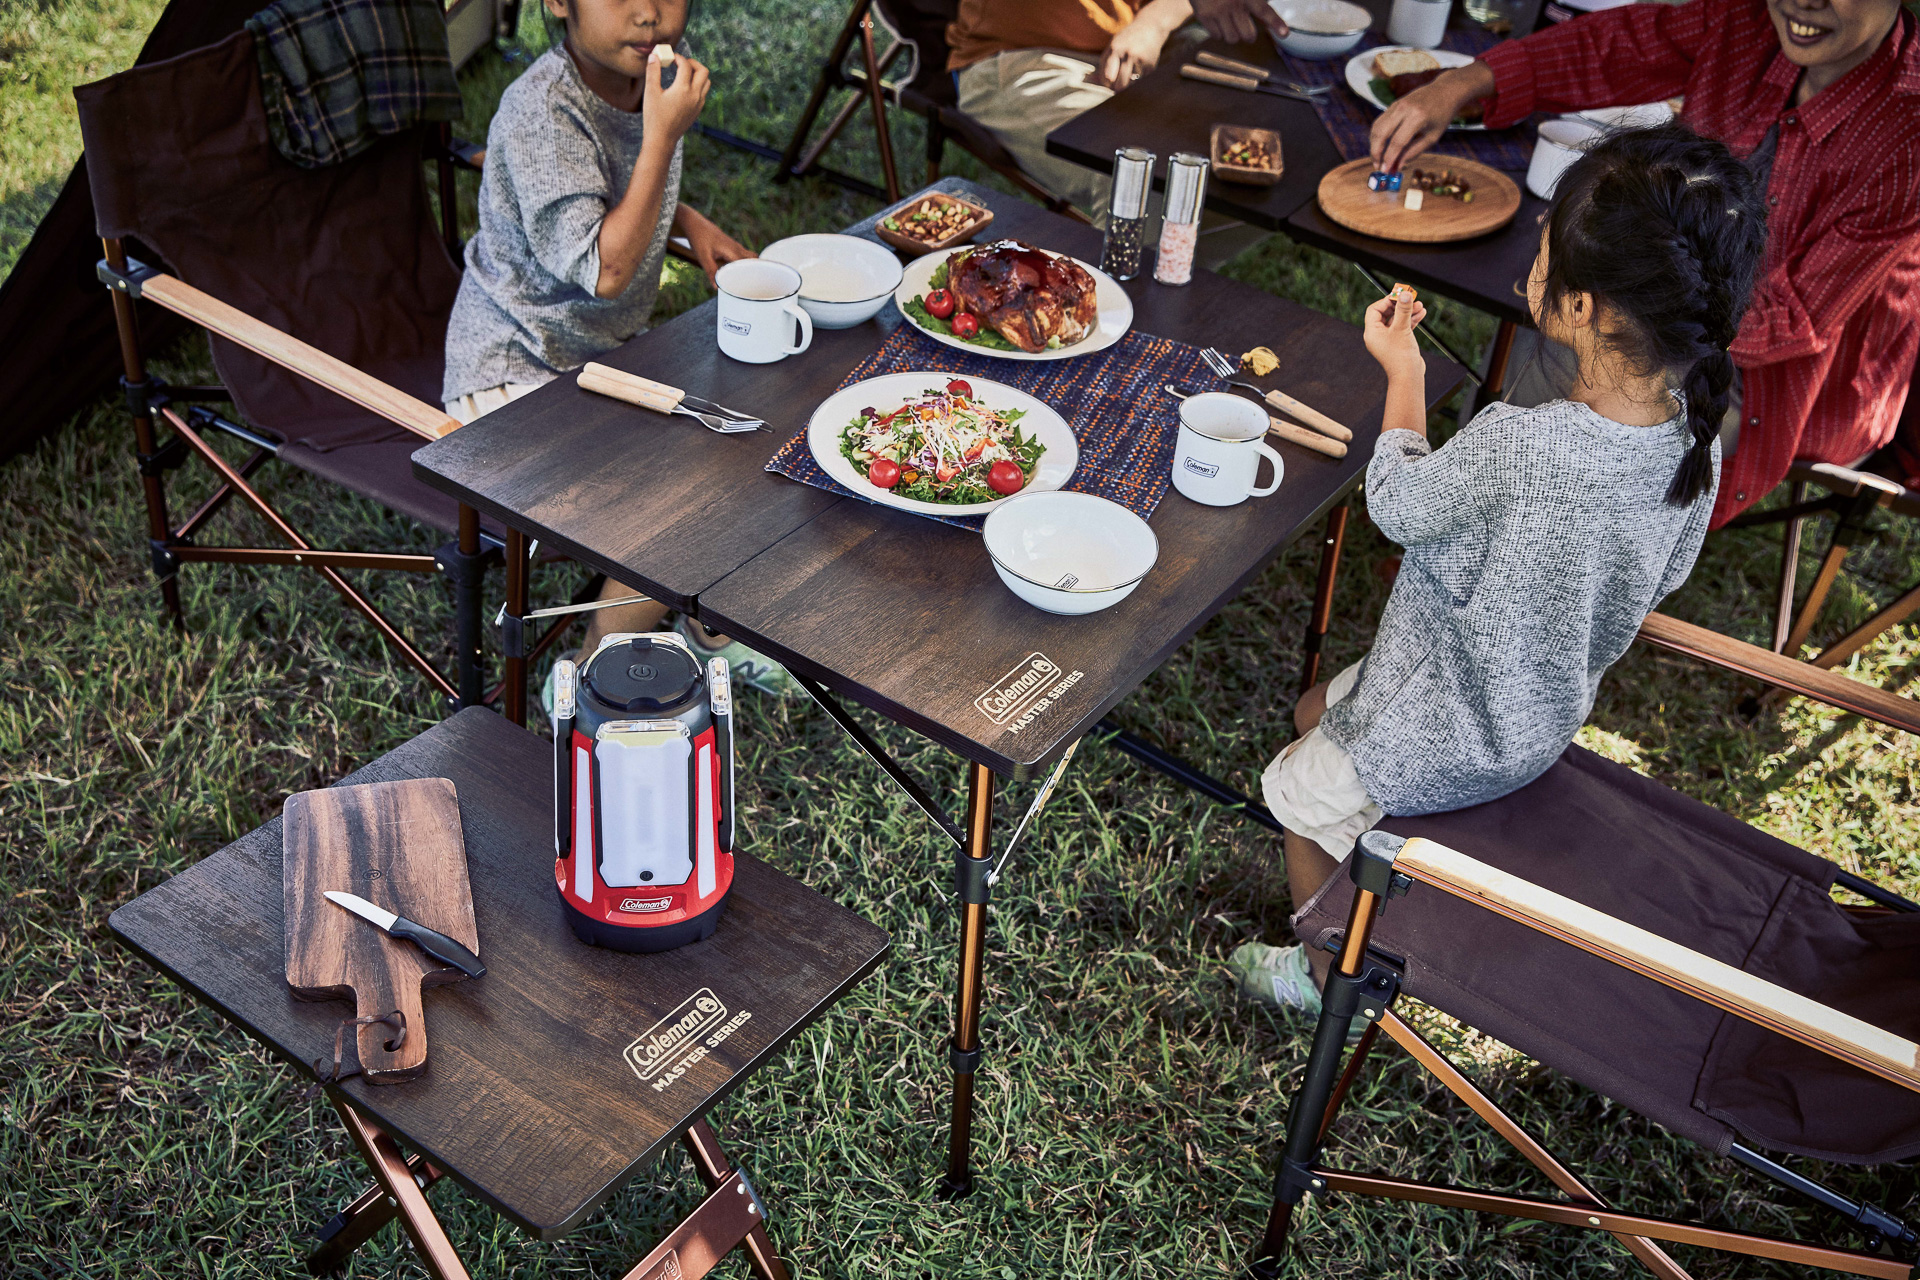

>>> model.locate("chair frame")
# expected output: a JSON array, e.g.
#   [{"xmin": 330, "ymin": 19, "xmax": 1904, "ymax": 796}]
[{"xmin": 1248, "ymin": 822, "xmax": 1920, "ymax": 1279}]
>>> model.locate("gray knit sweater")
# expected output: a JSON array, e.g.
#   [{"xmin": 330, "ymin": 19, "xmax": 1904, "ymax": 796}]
[
  {"xmin": 1320, "ymin": 399, "xmax": 1718, "ymax": 816},
  {"xmin": 443, "ymin": 46, "xmax": 682, "ymax": 402}
]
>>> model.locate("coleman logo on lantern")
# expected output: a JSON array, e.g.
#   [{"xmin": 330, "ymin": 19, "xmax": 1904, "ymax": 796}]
[{"xmin": 551, "ymin": 633, "xmax": 736, "ymax": 953}]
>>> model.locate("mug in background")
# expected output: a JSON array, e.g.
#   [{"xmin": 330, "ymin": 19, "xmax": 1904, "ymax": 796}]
[
  {"xmin": 1387, "ymin": 0, "xmax": 1449, "ymax": 48},
  {"xmin": 715, "ymin": 260, "xmax": 813, "ymax": 363},
  {"xmin": 1527, "ymin": 117, "xmax": 1603, "ymax": 199},
  {"xmin": 1172, "ymin": 393, "xmax": 1285, "ymax": 507}
]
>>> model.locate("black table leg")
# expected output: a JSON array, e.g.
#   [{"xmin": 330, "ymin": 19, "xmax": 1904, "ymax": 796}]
[
  {"xmin": 1299, "ymin": 502, "xmax": 1349, "ymax": 694},
  {"xmin": 941, "ymin": 761, "xmax": 995, "ymax": 1198}
]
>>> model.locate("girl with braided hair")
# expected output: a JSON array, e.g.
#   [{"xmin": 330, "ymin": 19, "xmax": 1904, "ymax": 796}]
[{"xmin": 1231, "ymin": 125, "xmax": 1769, "ymax": 1018}]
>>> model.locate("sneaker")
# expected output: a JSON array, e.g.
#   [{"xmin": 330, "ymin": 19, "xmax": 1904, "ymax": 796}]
[
  {"xmin": 1228, "ymin": 941, "xmax": 1371, "ymax": 1040},
  {"xmin": 674, "ymin": 616, "xmax": 798, "ymax": 698}
]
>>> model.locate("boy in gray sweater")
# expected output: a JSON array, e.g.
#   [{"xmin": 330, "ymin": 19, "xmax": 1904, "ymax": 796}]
[{"xmin": 1232, "ymin": 125, "xmax": 1769, "ymax": 1018}]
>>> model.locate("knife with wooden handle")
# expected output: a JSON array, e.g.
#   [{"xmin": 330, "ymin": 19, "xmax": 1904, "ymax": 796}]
[
  {"xmin": 579, "ymin": 361, "xmax": 683, "ymax": 413},
  {"xmin": 1264, "ymin": 390, "xmax": 1355, "ymax": 442},
  {"xmin": 1196, "ymin": 49, "xmax": 1273, "ymax": 80},
  {"xmin": 1179, "ymin": 64, "xmax": 1317, "ymax": 101},
  {"xmin": 1268, "ymin": 415, "xmax": 1348, "ymax": 458}
]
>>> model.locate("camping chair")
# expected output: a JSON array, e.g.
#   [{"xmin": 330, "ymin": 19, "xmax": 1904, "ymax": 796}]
[
  {"xmin": 777, "ymin": 0, "xmax": 1090, "ymax": 215},
  {"xmin": 1250, "ymin": 728, "xmax": 1920, "ymax": 1279},
  {"xmin": 75, "ymin": 30, "xmax": 502, "ymax": 708}
]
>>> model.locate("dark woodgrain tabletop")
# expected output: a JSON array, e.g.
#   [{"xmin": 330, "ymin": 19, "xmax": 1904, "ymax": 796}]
[
  {"xmin": 1044, "ymin": 32, "xmax": 1343, "ymax": 231},
  {"xmin": 109, "ymin": 708, "xmax": 890, "ymax": 1239}
]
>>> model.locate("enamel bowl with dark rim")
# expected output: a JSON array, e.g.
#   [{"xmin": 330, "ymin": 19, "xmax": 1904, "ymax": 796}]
[
  {"xmin": 1271, "ymin": 0, "xmax": 1370, "ymax": 59},
  {"xmin": 760, "ymin": 234, "xmax": 904, "ymax": 329},
  {"xmin": 981, "ymin": 491, "xmax": 1159, "ymax": 615}
]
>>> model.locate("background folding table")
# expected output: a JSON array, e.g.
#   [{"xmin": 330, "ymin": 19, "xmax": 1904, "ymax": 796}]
[{"xmin": 412, "ymin": 179, "xmax": 1465, "ymax": 1197}]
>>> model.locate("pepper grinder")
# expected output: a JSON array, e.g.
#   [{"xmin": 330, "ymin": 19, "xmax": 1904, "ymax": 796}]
[
  {"xmin": 1155, "ymin": 152, "xmax": 1208, "ymax": 286},
  {"xmin": 1100, "ymin": 147, "xmax": 1155, "ymax": 281}
]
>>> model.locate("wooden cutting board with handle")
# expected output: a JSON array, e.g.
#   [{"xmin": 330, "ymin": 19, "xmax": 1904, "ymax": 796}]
[
  {"xmin": 283, "ymin": 777, "xmax": 479, "ymax": 1083},
  {"xmin": 1316, "ymin": 157, "xmax": 1521, "ymax": 244}
]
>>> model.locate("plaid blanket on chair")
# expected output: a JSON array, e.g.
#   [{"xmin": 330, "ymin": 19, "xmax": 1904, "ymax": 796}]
[{"xmin": 246, "ymin": 0, "xmax": 462, "ymax": 168}]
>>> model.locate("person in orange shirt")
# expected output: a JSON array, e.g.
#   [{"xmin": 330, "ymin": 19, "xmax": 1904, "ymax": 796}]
[{"xmin": 948, "ymin": 0, "xmax": 1198, "ymax": 222}]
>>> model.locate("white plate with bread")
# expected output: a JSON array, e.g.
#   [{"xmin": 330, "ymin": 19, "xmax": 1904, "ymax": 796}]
[{"xmin": 1344, "ymin": 47, "xmax": 1485, "ymax": 131}]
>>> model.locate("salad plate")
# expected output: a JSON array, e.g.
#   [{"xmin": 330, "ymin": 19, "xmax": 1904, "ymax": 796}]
[
  {"xmin": 893, "ymin": 248, "xmax": 1131, "ymax": 362},
  {"xmin": 806, "ymin": 372, "xmax": 1079, "ymax": 517}
]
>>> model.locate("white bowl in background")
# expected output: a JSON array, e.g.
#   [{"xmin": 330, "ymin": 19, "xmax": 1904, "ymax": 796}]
[
  {"xmin": 759, "ymin": 234, "xmax": 904, "ymax": 329},
  {"xmin": 1527, "ymin": 117, "xmax": 1604, "ymax": 199},
  {"xmin": 1270, "ymin": 0, "xmax": 1369, "ymax": 59},
  {"xmin": 981, "ymin": 491, "xmax": 1159, "ymax": 615}
]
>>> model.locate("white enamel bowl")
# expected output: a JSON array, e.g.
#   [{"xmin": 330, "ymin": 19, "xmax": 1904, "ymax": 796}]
[
  {"xmin": 1271, "ymin": 0, "xmax": 1369, "ymax": 59},
  {"xmin": 807, "ymin": 372, "xmax": 1079, "ymax": 518},
  {"xmin": 981, "ymin": 491, "xmax": 1158, "ymax": 615},
  {"xmin": 760, "ymin": 234, "xmax": 904, "ymax": 329}
]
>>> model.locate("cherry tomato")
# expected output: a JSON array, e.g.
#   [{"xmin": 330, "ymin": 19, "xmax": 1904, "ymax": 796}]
[
  {"xmin": 946, "ymin": 378, "xmax": 973, "ymax": 399},
  {"xmin": 951, "ymin": 312, "xmax": 980, "ymax": 339},
  {"xmin": 925, "ymin": 288, "xmax": 956, "ymax": 320},
  {"xmin": 987, "ymin": 460, "xmax": 1025, "ymax": 496},
  {"xmin": 868, "ymin": 457, "xmax": 901, "ymax": 489}
]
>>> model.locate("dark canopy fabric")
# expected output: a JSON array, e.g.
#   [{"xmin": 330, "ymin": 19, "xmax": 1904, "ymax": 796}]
[
  {"xmin": 74, "ymin": 30, "xmax": 471, "ymax": 533},
  {"xmin": 1297, "ymin": 744, "xmax": 1920, "ymax": 1166},
  {"xmin": 0, "ymin": 0, "xmax": 264, "ymax": 467}
]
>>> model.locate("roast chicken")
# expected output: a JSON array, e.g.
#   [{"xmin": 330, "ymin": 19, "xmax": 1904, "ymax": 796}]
[{"xmin": 949, "ymin": 240, "xmax": 1098, "ymax": 354}]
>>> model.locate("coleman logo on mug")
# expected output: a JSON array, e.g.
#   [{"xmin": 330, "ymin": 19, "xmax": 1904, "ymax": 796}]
[
  {"xmin": 1183, "ymin": 457, "xmax": 1220, "ymax": 477},
  {"xmin": 721, "ymin": 317, "xmax": 752, "ymax": 336}
]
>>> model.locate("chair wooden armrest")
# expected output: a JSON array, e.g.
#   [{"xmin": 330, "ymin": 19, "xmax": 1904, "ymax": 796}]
[
  {"xmin": 1394, "ymin": 836, "xmax": 1920, "ymax": 1094},
  {"xmin": 1637, "ymin": 611, "xmax": 1920, "ymax": 736},
  {"xmin": 140, "ymin": 274, "xmax": 460, "ymax": 441}
]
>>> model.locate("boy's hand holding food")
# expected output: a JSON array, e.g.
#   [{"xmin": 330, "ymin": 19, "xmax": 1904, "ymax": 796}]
[{"xmin": 642, "ymin": 43, "xmax": 710, "ymax": 144}]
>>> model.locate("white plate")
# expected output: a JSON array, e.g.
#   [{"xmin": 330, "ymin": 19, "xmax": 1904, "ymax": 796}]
[
  {"xmin": 893, "ymin": 247, "xmax": 1132, "ymax": 362},
  {"xmin": 806, "ymin": 372, "xmax": 1080, "ymax": 518},
  {"xmin": 1344, "ymin": 47, "xmax": 1484, "ymax": 131}
]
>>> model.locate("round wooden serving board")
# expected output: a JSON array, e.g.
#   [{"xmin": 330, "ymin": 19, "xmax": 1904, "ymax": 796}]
[{"xmin": 1316, "ymin": 157, "xmax": 1521, "ymax": 244}]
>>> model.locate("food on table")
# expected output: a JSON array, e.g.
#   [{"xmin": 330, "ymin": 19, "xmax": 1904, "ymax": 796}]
[
  {"xmin": 951, "ymin": 312, "xmax": 981, "ymax": 339},
  {"xmin": 1404, "ymin": 188, "xmax": 1424, "ymax": 211},
  {"xmin": 925, "ymin": 287, "xmax": 955, "ymax": 319},
  {"xmin": 880, "ymin": 197, "xmax": 982, "ymax": 244},
  {"xmin": 1368, "ymin": 169, "xmax": 1403, "ymax": 192},
  {"xmin": 1372, "ymin": 48, "xmax": 1438, "ymax": 80},
  {"xmin": 1368, "ymin": 48, "xmax": 1485, "ymax": 124},
  {"xmin": 946, "ymin": 378, "xmax": 972, "ymax": 397},
  {"xmin": 841, "ymin": 385, "xmax": 1045, "ymax": 505},
  {"xmin": 1241, "ymin": 346, "xmax": 1280, "ymax": 376},
  {"xmin": 1221, "ymin": 136, "xmax": 1279, "ymax": 170},
  {"xmin": 949, "ymin": 240, "xmax": 1099, "ymax": 353},
  {"xmin": 1407, "ymin": 167, "xmax": 1475, "ymax": 202}
]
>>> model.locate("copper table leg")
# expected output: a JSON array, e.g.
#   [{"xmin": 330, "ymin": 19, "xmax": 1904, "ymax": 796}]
[{"xmin": 941, "ymin": 762, "xmax": 995, "ymax": 1198}]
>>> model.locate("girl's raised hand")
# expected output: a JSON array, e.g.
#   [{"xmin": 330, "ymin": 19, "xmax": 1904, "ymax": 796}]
[
  {"xmin": 1363, "ymin": 294, "xmax": 1427, "ymax": 382},
  {"xmin": 643, "ymin": 45, "xmax": 711, "ymax": 144}
]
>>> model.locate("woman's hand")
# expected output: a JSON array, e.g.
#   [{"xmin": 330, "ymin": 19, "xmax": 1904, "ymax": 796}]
[
  {"xmin": 1093, "ymin": 0, "xmax": 1194, "ymax": 90},
  {"xmin": 1363, "ymin": 294, "xmax": 1428, "ymax": 383},
  {"xmin": 1368, "ymin": 61, "xmax": 1494, "ymax": 172},
  {"xmin": 673, "ymin": 205, "xmax": 755, "ymax": 286},
  {"xmin": 1190, "ymin": 0, "xmax": 1287, "ymax": 44},
  {"xmin": 641, "ymin": 45, "xmax": 711, "ymax": 145}
]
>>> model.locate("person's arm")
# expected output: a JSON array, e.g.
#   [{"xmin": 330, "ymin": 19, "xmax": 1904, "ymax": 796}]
[
  {"xmin": 671, "ymin": 204, "xmax": 755, "ymax": 286},
  {"xmin": 1730, "ymin": 189, "xmax": 1920, "ymax": 368},
  {"xmin": 1093, "ymin": 0, "xmax": 1193, "ymax": 89},
  {"xmin": 1188, "ymin": 0, "xmax": 1285, "ymax": 45},
  {"xmin": 1371, "ymin": 0, "xmax": 1709, "ymax": 172},
  {"xmin": 596, "ymin": 46, "xmax": 710, "ymax": 299},
  {"xmin": 1359, "ymin": 293, "xmax": 1490, "ymax": 546},
  {"xmin": 1363, "ymin": 293, "xmax": 1429, "ymax": 438}
]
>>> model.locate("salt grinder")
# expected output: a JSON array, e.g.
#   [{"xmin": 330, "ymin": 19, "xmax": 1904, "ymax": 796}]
[
  {"xmin": 1155, "ymin": 152, "xmax": 1208, "ymax": 286},
  {"xmin": 1100, "ymin": 147, "xmax": 1155, "ymax": 282}
]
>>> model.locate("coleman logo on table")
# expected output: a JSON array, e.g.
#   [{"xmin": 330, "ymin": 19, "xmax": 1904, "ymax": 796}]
[
  {"xmin": 624, "ymin": 987, "xmax": 755, "ymax": 1091},
  {"xmin": 619, "ymin": 896, "xmax": 673, "ymax": 913},
  {"xmin": 974, "ymin": 653, "xmax": 1061, "ymax": 725}
]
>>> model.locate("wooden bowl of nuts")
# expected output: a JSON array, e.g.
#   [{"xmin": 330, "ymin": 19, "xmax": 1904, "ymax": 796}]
[
  {"xmin": 874, "ymin": 192, "xmax": 995, "ymax": 255},
  {"xmin": 1211, "ymin": 125, "xmax": 1284, "ymax": 186}
]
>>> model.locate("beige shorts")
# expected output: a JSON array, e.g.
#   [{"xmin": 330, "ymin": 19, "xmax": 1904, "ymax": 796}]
[
  {"xmin": 956, "ymin": 49, "xmax": 1114, "ymax": 223},
  {"xmin": 445, "ymin": 381, "xmax": 542, "ymax": 426},
  {"xmin": 1261, "ymin": 661, "xmax": 1382, "ymax": 858}
]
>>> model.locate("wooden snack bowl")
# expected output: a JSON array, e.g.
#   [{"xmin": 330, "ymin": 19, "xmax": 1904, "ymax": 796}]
[
  {"xmin": 1211, "ymin": 124, "xmax": 1284, "ymax": 187},
  {"xmin": 1316, "ymin": 156, "xmax": 1521, "ymax": 244},
  {"xmin": 874, "ymin": 191, "xmax": 996, "ymax": 255}
]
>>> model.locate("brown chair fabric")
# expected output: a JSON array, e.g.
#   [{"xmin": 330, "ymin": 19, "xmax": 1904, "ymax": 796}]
[
  {"xmin": 1296, "ymin": 743, "xmax": 1920, "ymax": 1165},
  {"xmin": 73, "ymin": 31, "xmax": 469, "ymax": 534}
]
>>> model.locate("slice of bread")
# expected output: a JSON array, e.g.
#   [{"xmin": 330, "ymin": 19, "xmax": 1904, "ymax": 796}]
[{"xmin": 1373, "ymin": 48, "xmax": 1440, "ymax": 80}]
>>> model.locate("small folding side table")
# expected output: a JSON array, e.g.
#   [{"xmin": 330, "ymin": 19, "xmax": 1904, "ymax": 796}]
[{"xmin": 110, "ymin": 708, "xmax": 890, "ymax": 1279}]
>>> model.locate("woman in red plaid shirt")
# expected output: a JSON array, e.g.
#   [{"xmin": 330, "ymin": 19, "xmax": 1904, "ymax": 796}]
[{"xmin": 1370, "ymin": 0, "xmax": 1920, "ymax": 525}]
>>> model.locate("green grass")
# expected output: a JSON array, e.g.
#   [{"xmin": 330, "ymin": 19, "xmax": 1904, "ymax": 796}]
[{"xmin": 2, "ymin": 4, "xmax": 1917, "ymax": 1278}]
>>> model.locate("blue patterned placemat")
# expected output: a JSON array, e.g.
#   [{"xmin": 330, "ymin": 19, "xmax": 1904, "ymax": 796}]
[
  {"xmin": 766, "ymin": 325, "xmax": 1218, "ymax": 531},
  {"xmin": 1279, "ymin": 29, "xmax": 1538, "ymax": 172}
]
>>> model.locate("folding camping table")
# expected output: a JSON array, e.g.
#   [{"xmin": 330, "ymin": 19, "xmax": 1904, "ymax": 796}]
[
  {"xmin": 411, "ymin": 179, "xmax": 1465, "ymax": 1196},
  {"xmin": 109, "ymin": 709, "xmax": 890, "ymax": 1278}
]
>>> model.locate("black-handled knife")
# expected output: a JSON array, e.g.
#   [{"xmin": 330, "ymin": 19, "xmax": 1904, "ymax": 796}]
[{"xmin": 324, "ymin": 890, "xmax": 486, "ymax": 978}]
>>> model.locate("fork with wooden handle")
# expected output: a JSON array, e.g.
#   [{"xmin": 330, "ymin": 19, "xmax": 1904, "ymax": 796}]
[{"xmin": 577, "ymin": 363, "xmax": 765, "ymax": 433}]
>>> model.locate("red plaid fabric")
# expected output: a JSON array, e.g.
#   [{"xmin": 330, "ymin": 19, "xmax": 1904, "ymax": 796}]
[{"xmin": 1480, "ymin": 0, "xmax": 1920, "ymax": 524}]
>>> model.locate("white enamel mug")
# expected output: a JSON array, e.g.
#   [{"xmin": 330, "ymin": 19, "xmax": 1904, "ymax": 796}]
[
  {"xmin": 1172, "ymin": 393, "xmax": 1285, "ymax": 506},
  {"xmin": 715, "ymin": 260, "xmax": 814, "ymax": 363},
  {"xmin": 1527, "ymin": 118, "xmax": 1603, "ymax": 200}
]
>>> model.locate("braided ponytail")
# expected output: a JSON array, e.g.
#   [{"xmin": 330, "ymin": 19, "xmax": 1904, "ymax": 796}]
[{"xmin": 1538, "ymin": 123, "xmax": 1769, "ymax": 507}]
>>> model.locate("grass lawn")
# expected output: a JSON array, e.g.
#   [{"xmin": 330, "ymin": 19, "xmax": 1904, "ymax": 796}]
[{"xmin": 2, "ymin": 2, "xmax": 1917, "ymax": 1277}]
